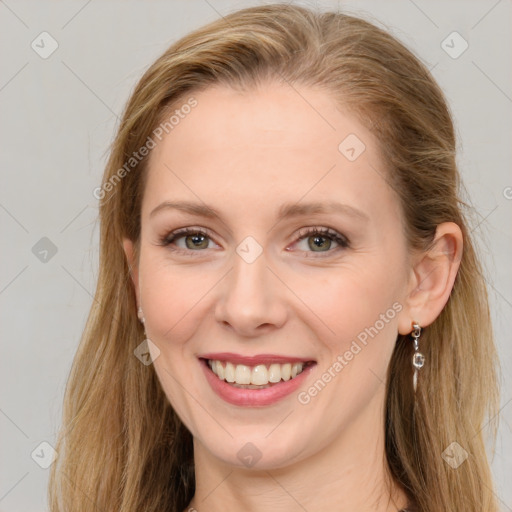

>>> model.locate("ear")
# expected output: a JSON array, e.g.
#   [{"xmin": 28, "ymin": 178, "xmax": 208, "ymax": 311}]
[
  {"xmin": 123, "ymin": 238, "xmax": 140, "ymax": 306},
  {"xmin": 397, "ymin": 222, "xmax": 463, "ymax": 335}
]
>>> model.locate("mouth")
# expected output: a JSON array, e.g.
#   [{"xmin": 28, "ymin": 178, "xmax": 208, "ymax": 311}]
[
  {"xmin": 203, "ymin": 358, "xmax": 316, "ymax": 389},
  {"xmin": 198, "ymin": 353, "xmax": 317, "ymax": 406}
]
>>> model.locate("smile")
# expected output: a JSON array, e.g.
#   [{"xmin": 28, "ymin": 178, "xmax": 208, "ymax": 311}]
[
  {"xmin": 199, "ymin": 353, "xmax": 317, "ymax": 406},
  {"xmin": 207, "ymin": 359, "xmax": 312, "ymax": 388}
]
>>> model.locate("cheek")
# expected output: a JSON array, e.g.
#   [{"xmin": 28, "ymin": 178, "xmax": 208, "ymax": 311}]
[
  {"xmin": 138, "ymin": 253, "xmax": 220, "ymax": 344},
  {"xmin": 294, "ymin": 258, "xmax": 404, "ymax": 349},
  {"xmin": 293, "ymin": 265, "xmax": 404, "ymax": 421}
]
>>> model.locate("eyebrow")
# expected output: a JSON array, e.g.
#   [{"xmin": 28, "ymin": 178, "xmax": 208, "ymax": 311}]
[{"xmin": 150, "ymin": 200, "xmax": 369, "ymax": 223}]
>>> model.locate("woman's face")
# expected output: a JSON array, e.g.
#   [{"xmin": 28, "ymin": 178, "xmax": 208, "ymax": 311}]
[{"xmin": 127, "ymin": 82, "xmax": 413, "ymax": 469}]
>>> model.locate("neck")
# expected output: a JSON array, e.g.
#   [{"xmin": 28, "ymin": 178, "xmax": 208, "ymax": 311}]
[{"xmin": 186, "ymin": 387, "xmax": 410, "ymax": 512}]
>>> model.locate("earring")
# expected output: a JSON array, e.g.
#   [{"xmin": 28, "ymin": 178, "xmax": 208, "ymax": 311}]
[
  {"xmin": 137, "ymin": 306, "xmax": 145, "ymax": 324},
  {"xmin": 411, "ymin": 322, "xmax": 424, "ymax": 394}
]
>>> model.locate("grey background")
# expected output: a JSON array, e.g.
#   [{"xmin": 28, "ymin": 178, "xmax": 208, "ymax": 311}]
[{"xmin": 0, "ymin": 0, "xmax": 510, "ymax": 510}]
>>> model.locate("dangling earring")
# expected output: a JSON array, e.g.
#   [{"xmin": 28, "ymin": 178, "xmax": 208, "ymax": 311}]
[
  {"xmin": 411, "ymin": 322, "xmax": 424, "ymax": 394},
  {"xmin": 137, "ymin": 306, "xmax": 145, "ymax": 325}
]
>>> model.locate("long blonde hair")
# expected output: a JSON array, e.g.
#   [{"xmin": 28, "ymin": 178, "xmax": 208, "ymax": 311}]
[{"xmin": 49, "ymin": 4, "xmax": 500, "ymax": 511}]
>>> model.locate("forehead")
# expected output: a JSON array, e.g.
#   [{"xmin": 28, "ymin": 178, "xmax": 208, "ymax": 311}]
[{"xmin": 142, "ymin": 83, "xmax": 399, "ymax": 225}]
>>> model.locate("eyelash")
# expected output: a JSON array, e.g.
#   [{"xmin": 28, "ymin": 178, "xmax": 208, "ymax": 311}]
[{"xmin": 159, "ymin": 226, "xmax": 350, "ymax": 257}]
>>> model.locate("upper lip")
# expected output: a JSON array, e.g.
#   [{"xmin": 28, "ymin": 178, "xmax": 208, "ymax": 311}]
[{"xmin": 199, "ymin": 352, "xmax": 316, "ymax": 366}]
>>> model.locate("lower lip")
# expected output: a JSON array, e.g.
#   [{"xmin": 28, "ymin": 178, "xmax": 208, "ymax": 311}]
[{"xmin": 200, "ymin": 359, "xmax": 316, "ymax": 407}]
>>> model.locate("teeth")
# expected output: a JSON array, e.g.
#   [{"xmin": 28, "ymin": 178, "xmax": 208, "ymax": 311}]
[
  {"xmin": 251, "ymin": 364, "xmax": 268, "ymax": 385},
  {"xmin": 208, "ymin": 360, "xmax": 305, "ymax": 386},
  {"xmin": 281, "ymin": 363, "xmax": 291, "ymax": 381},
  {"xmin": 268, "ymin": 364, "xmax": 282, "ymax": 383},
  {"xmin": 225, "ymin": 362, "xmax": 236, "ymax": 383},
  {"xmin": 215, "ymin": 360, "xmax": 225, "ymax": 380},
  {"xmin": 235, "ymin": 364, "xmax": 251, "ymax": 384}
]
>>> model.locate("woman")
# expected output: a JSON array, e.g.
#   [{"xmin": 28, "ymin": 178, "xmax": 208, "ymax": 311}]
[{"xmin": 48, "ymin": 4, "xmax": 501, "ymax": 512}]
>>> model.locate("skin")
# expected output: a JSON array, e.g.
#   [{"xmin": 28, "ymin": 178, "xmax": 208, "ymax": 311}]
[{"xmin": 123, "ymin": 82, "xmax": 462, "ymax": 512}]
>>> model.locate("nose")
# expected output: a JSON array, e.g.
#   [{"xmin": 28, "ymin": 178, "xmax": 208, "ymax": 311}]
[{"xmin": 214, "ymin": 246, "xmax": 288, "ymax": 337}]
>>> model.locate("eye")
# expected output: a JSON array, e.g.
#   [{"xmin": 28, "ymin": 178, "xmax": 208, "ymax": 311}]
[
  {"xmin": 159, "ymin": 227, "xmax": 218, "ymax": 254},
  {"xmin": 158, "ymin": 226, "xmax": 350, "ymax": 257},
  {"xmin": 291, "ymin": 226, "xmax": 350, "ymax": 255}
]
